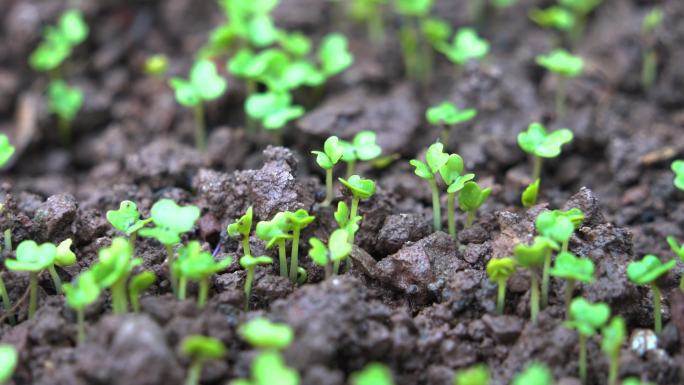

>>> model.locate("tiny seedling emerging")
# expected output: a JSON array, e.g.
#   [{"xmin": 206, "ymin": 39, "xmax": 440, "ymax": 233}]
[
  {"xmin": 513, "ymin": 236, "xmax": 558, "ymax": 322},
  {"xmin": 518, "ymin": 122, "xmax": 574, "ymax": 186},
  {"xmin": 426, "ymin": 102, "xmax": 477, "ymax": 146},
  {"xmin": 622, "ymin": 379, "xmax": 655, "ymax": 385},
  {"xmin": 309, "ymin": 229, "xmax": 353, "ymax": 277},
  {"xmin": 64, "ymin": 270, "xmax": 100, "ymax": 344},
  {"xmin": 0, "ymin": 134, "xmax": 15, "ymax": 167},
  {"xmin": 53, "ymin": 238, "xmax": 77, "ymax": 293},
  {"xmin": 5, "ymin": 240, "xmax": 57, "ymax": 318},
  {"xmin": 601, "ymin": 316, "xmax": 626, "ymax": 385},
  {"xmin": 169, "ymin": 59, "xmax": 227, "ymax": 150},
  {"xmin": 411, "ymin": 142, "xmax": 449, "ymax": 231},
  {"xmin": 228, "ymin": 206, "xmax": 254, "ymax": 257},
  {"xmin": 144, "ymin": 54, "xmax": 169, "ymax": 77},
  {"xmin": 340, "ymin": 131, "xmax": 383, "ymax": 178},
  {"xmin": 641, "ymin": 7, "xmax": 664, "ymax": 90},
  {"xmin": 459, "ymin": 181, "xmax": 491, "ymax": 228},
  {"xmin": 92, "ymin": 237, "xmax": 141, "ymax": 314},
  {"xmin": 394, "ymin": 0, "xmax": 435, "ymax": 82},
  {"xmin": 312, "ymin": 136, "xmax": 345, "ymax": 206},
  {"xmin": 536, "ymin": 209, "xmax": 576, "ymax": 307},
  {"xmin": 565, "ymin": 297, "xmax": 610, "ymax": 385},
  {"xmin": 454, "ymin": 364, "xmax": 489, "ymax": 385},
  {"xmin": 129, "ymin": 271, "xmax": 156, "ymax": 313},
  {"xmin": 351, "ymin": 362, "xmax": 395, "ymax": 385},
  {"xmin": 0, "ymin": 344, "xmax": 18, "ymax": 384},
  {"xmin": 437, "ymin": 28, "xmax": 490, "ymax": 68},
  {"xmin": 338, "ymin": 174, "xmax": 376, "ymax": 261},
  {"xmin": 245, "ymin": 92, "xmax": 305, "ymax": 132},
  {"xmin": 181, "ymin": 335, "xmax": 227, "ymax": 385},
  {"xmin": 522, "ymin": 179, "xmax": 540, "ymax": 208},
  {"xmin": 319, "ymin": 33, "xmax": 354, "ymax": 78},
  {"xmin": 47, "ymin": 80, "xmax": 84, "ymax": 145},
  {"xmin": 439, "ymin": 153, "xmax": 475, "ymax": 239},
  {"xmin": 535, "ymin": 50, "xmax": 584, "ymax": 118},
  {"xmin": 238, "ymin": 318, "xmax": 294, "ymax": 350},
  {"xmin": 486, "ymin": 257, "xmax": 516, "ymax": 314},
  {"xmin": 284, "ymin": 209, "xmax": 315, "ymax": 283},
  {"xmin": 529, "ymin": 6, "xmax": 576, "ymax": 32},
  {"xmin": 666, "ymin": 235, "xmax": 684, "ymax": 292},
  {"xmin": 256, "ymin": 212, "xmax": 293, "ymax": 278},
  {"xmin": 512, "ymin": 363, "xmax": 553, "ymax": 385},
  {"xmin": 627, "ymin": 255, "xmax": 676, "ymax": 334},
  {"xmin": 230, "ymin": 351, "xmax": 300, "ymax": 385},
  {"xmin": 550, "ymin": 252, "xmax": 594, "ymax": 313},
  {"xmin": 106, "ymin": 200, "xmax": 151, "ymax": 245},
  {"xmin": 30, "ymin": 10, "xmax": 89, "ymax": 72},
  {"xmin": 671, "ymin": 160, "xmax": 684, "ymax": 190},
  {"xmin": 176, "ymin": 241, "xmax": 232, "ymax": 308},
  {"xmin": 240, "ymin": 255, "xmax": 273, "ymax": 310}
]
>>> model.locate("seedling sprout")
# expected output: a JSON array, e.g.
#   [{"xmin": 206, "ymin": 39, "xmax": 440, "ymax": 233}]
[
  {"xmin": 671, "ymin": 160, "xmax": 684, "ymax": 190},
  {"xmin": 238, "ymin": 318, "xmax": 294, "ymax": 350},
  {"xmin": 459, "ymin": 181, "xmax": 491, "ymax": 228},
  {"xmin": 256, "ymin": 212, "xmax": 293, "ymax": 278},
  {"xmin": 529, "ymin": 6, "xmax": 576, "ymax": 33},
  {"xmin": 176, "ymin": 241, "xmax": 232, "ymax": 308},
  {"xmin": 181, "ymin": 335, "xmax": 226, "ymax": 385},
  {"xmin": 601, "ymin": 316, "xmax": 626, "ymax": 385},
  {"xmin": 549, "ymin": 252, "xmax": 594, "ymax": 313},
  {"xmin": 439, "ymin": 153, "xmax": 475, "ymax": 238},
  {"xmin": 129, "ymin": 271, "xmax": 156, "ymax": 313},
  {"xmin": 666, "ymin": 235, "xmax": 684, "ymax": 292},
  {"xmin": 426, "ymin": 102, "xmax": 477, "ymax": 149},
  {"xmin": 535, "ymin": 209, "xmax": 575, "ymax": 306},
  {"xmin": 52, "ymin": 238, "xmax": 78, "ymax": 293},
  {"xmin": 241, "ymin": 255, "xmax": 273, "ymax": 310},
  {"xmin": 312, "ymin": 136, "xmax": 345, "ymax": 206},
  {"xmin": 338, "ymin": 175, "xmax": 376, "ymax": 245},
  {"xmin": 144, "ymin": 54, "xmax": 169, "ymax": 77},
  {"xmin": 351, "ymin": 362, "xmax": 395, "ymax": 385},
  {"xmin": 319, "ymin": 33, "xmax": 354, "ymax": 78},
  {"xmin": 454, "ymin": 364, "xmax": 489, "ymax": 385},
  {"xmin": 29, "ymin": 9, "xmax": 89, "ymax": 72},
  {"xmin": 512, "ymin": 363, "xmax": 553, "ymax": 385},
  {"xmin": 169, "ymin": 59, "xmax": 227, "ymax": 150},
  {"xmin": 5, "ymin": 240, "xmax": 57, "ymax": 318},
  {"xmin": 513, "ymin": 236, "xmax": 558, "ymax": 322},
  {"xmin": 283, "ymin": 209, "xmax": 315, "ymax": 282},
  {"xmin": 411, "ymin": 142, "xmax": 449, "ymax": 231},
  {"xmin": 0, "ymin": 135, "xmax": 16, "ymax": 167},
  {"xmin": 245, "ymin": 92, "xmax": 304, "ymax": 134},
  {"xmin": 518, "ymin": 122, "xmax": 574, "ymax": 186},
  {"xmin": 535, "ymin": 49, "xmax": 584, "ymax": 117},
  {"xmin": 0, "ymin": 344, "xmax": 18, "ymax": 384},
  {"xmin": 641, "ymin": 7, "xmax": 663, "ymax": 90},
  {"xmin": 106, "ymin": 200, "xmax": 152, "ymax": 245},
  {"xmin": 340, "ymin": 131, "xmax": 383, "ymax": 178},
  {"xmin": 565, "ymin": 297, "xmax": 610, "ymax": 385},
  {"xmin": 486, "ymin": 257, "xmax": 516, "ymax": 314},
  {"xmin": 436, "ymin": 28, "xmax": 490, "ymax": 69},
  {"xmin": 228, "ymin": 206, "xmax": 254, "ymax": 257},
  {"xmin": 627, "ymin": 254, "xmax": 675, "ymax": 334},
  {"xmin": 47, "ymin": 80, "xmax": 84, "ymax": 145},
  {"xmin": 91, "ymin": 237, "xmax": 141, "ymax": 314},
  {"xmin": 394, "ymin": 0, "xmax": 435, "ymax": 82},
  {"xmin": 622, "ymin": 379, "xmax": 654, "ymax": 385},
  {"xmin": 230, "ymin": 350, "xmax": 300, "ymax": 385},
  {"xmin": 522, "ymin": 179, "xmax": 540, "ymax": 208},
  {"xmin": 63, "ymin": 270, "xmax": 100, "ymax": 344},
  {"xmin": 309, "ymin": 229, "xmax": 353, "ymax": 277},
  {"xmin": 559, "ymin": 0, "xmax": 603, "ymax": 41}
]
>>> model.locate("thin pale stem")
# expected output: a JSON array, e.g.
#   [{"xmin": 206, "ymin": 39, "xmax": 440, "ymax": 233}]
[
  {"xmin": 562, "ymin": 239, "xmax": 569, "ymax": 253},
  {"xmin": 244, "ymin": 267, "xmax": 254, "ymax": 311},
  {"xmin": 642, "ymin": 49, "xmax": 657, "ymax": 90},
  {"xmin": 289, "ymin": 227, "xmax": 301, "ymax": 283},
  {"xmin": 198, "ymin": 279, "xmax": 208, "ymax": 309},
  {"xmin": 344, "ymin": 197, "xmax": 360, "ymax": 273},
  {"xmin": 29, "ymin": 272, "xmax": 38, "ymax": 319},
  {"xmin": 48, "ymin": 265, "xmax": 63, "ymax": 294},
  {"xmin": 497, "ymin": 278, "xmax": 506, "ymax": 314},
  {"xmin": 579, "ymin": 333, "xmax": 587, "ymax": 385},
  {"xmin": 112, "ymin": 278, "xmax": 128, "ymax": 314},
  {"xmin": 466, "ymin": 210, "xmax": 476, "ymax": 228},
  {"xmin": 166, "ymin": 244, "xmax": 178, "ymax": 295},
  {"xmin": 530, "ymin": 271, "xmax": 540, "ymax": 323},
  {"xmin": 0, "ymin": 274, "xmax": 14, "ymax": 323},
  {"xmin": 241, "ymin": 236, "xmax": 251, "ymax": 258},
  {"xmin": 447, "ymin": 192, "xmax": 456, "ymax": 239},
  {"xmin": 278, "ymin": 240, "xmax": 288, "ymax": 278},
  {"xmin": 652, "ymin": 284, "xmax": 662, "ymax": 334},
  {"xmin": 185, "ymin": 360, "xmax": 203, "ymax": 385},
  {"xmin": 77, "ymin": 308, "xmax": 85, "ymax": 345},
  {"xmin": 322, "ymin": 168, "xmax": 334, "ymax": 207},
  {"xmin": 608, "ymin": 352, "xmax": 618, "ymax": 385},
  {"xmin": 193, "ymin": 103, "xmax": 206, "ymax": 151},
  {"xmin": 532, "ymin": 156, "xmax": 543, "ymax": 183},
  {"xmin": 345, "ymin": 161, "xmax": 356, "ymax": 179},
  {"xmin": 428, "ymin": 178, "xmax": 441, "ymax": 231},
  {"xmin": 4, "ymin": 228, "xmax": 11, "ymax": 254},
  {"xmin": 368, "ymin": 7, "xmax": 385, "ymax": 45},
  {"xmin": 565, "ymin": 279, "xmax": 575, "ymax": 316},
  {"xmin": 178, "ymin": 276, "xmax": 187, "ymax": 300},
  {"xmin": 58, "ymin": 117, "xmax": 71, "ymax": 147},
  {"xmin": 541, "ymin": 249, "xmax": 551, "ymax": 308}
]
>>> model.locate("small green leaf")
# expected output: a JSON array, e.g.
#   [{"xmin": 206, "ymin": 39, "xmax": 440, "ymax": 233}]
[
  {"xmin": 426, "ymin": 102, "xmax": 477, "ymax": 126},
  {"xmin": 671, "ymin": 160, "xmax": 684, "ymax": 191},
  {"xmin": 177, "ymin": 241, "xmax": 232, "ymax": 280},
  {"xmin": 64, "ymin": 270, "xmax": 100, "ymax": 311},
  {"xmin": 256, "ymin": 212, "xmax": 292, "ymax": 249},
  {"xmin": 643, "ymin": 7, "xmax": 664, "ymax": 33},
  {"xmin": 245, "ymin": 92, "xmax": 304, "ymax": 130},
  {"xmin": 410, "ymin": 159, "xmax": 432, "ymax": 180},
  {"xmin": 278, "ymin": 31, "xmax": 312, "ymax": 57},
  {"xmin": 422, "ymin": 18, "xmax": 452, "ymax": 45},
  {"xmin": 627, "ymin": 255, "xmax": 676, "ymax": 285},
  {"xmin": 319, "ymin": 33, "xmax": 354, "ymax": 76},
  {"xmin": 129, "ymin": 271, "xmax": 156, "ymax": 300},
  {"xmin": 240, "ymin": 255, "xmax": 273, "ymax": 268},
  {"xmin": 536, "ymin": 210, "xmax": 575, "ymax": 243},
  {"xmin": 566, "ymin": 297, "xmax": 610, "ymax": 336},
  {"xmin": 0, "ymin": 344, "xmax": 18, "ymax": 383},
  {"xmin": 252, "ymin": 351, "xmax": 300, "ymax": 385},
  {"xmin": 438, "ymin": 28, "xmax": 489, "ymax": 65},
  {"xmin": 190, "ymin": 59, "xmax": 228, "ymax": 101},
  {"xmin": 529, "ymin": 7, "xmax": 576, "ymax": 31},
  {"xmin": 486, "ymin": 257, "xmax": 516, "ymax": 282},
  {"xmin": 351, "ymin": 363, "xmax": 395, "ymax": 385},
  {"xmin": 0, "ymin": 134, "xmax": 16, "ymax": 167},
  {"xmin": 169, "ymin": 78, "xmax": 199, "ymax": 107},
  {"xmin": 334, "ymin": 202, "xmax": 350, "ymax": 228},
  {"xmin": 339, "ymin": 175, "xmax": 376, "ymax": 199},
  {"xmin": 425, "ymin": 142, "xmax": 449, "ymax": 174},
  {"xmin": 459, "ymin": 181, "xmax": 491, "ymax": 212},
  {"xmin": 512, "ymin": 363, "xmax": 552, "ymax": 385},
  {"xmin": 513, "ymin": 237, "xmax": 556, "ymax": 268},
  {"xmin": 284, "ymin": 209, "xmax": 316, "ymax": 228},
  {"xmin": 228, "ymin": 207, "xmax": 254, "ymax": 238},
  {"xmin": 329, "ymin": 229, "xmax": 352, "ymax": 262},
  {"xmin": 55, "ymin": 238, "xmax": 77, "ymax": 267},
  {"xmin": 247, "ymin": 14, "xmax": 278, "ymax": 47},
  {"xmin": 92, "ymin": 237, "xmax": 141, "ymax": 288},
  {"xmin": 106, "ymin": 201, "xmax": 143, "ymax": 235},
  {"xmin": 238, "ymin": 318, "xmax": 294, "ymax": 350},
  {"xmin": 556, "ymin": 208, "xmax": 585, "ymax": 229},
  {"xmin": 139, "ymin": 199, "xmax": 200, "ymax": 245},
  {"xmin": 394, "ymin": 0, "xmax": 433, "ymax": 17},
  {"xmin": 666, "ymin": 236, "xmax": 684, "ymax": 260},
  {"xmin": 144, "ymin": 54, "xmax": 169, "ymax": 76},
  {"xmin": 438, "ymin": 153, "xmax": 464, "ymax": 184},
  {"xmin": 550, "ymin": 252, "xmax": 594, "ymax": 282},
  {"xmin": 454, "ymin": 364, "xmax": 489, "ymax": 385},
  {"xmin": 536, "ymin": 49, "xmax": 584, "ymax": 78},
  {"xmin": 522, "ymin": 179, "xmax": 540, "ymax": 208},
  {"xmin": 446, "ymin": 174, "xmax": 475, "ymax": 194},
  {"xmin": 518, "ymin": 122, "xmax": 574, "ymax": 158},
  {"xmin": 601, "ymin": 316, "xmax": 626, "ymax": 357},
  {"xmin": 308, "ymin": 237, "xmax": 328, "ymax": 266},
  {"xmin": 5, "ymin": 240, "xmax": 57, "ymax": 272},
  {"xmin": 559, "ymin": 0, "xmax": 602, "ymax": 15},
  {"xmin": 58, "ymin": 10, "xmax": 89, "ymax": 45},
  {"xmin": 47, "ymin": 80, "xmax": 83, "ymax": 122},
  {"xmin": 352, "ymin": 131, "xmax": 382, "ymax": 161},
  {"xmin": 181, "ymin": 335, "xmax": 226, "ymax": 361}
]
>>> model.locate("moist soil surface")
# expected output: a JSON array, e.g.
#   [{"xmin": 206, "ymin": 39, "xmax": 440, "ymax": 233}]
[{"xmin": 2, "ymin": 0, "xmax": 684, "ymax": 384}]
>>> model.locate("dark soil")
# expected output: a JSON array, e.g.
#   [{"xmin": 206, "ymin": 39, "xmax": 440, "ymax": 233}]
[{"xmin": 2, "ymin": 0, "xmax": 684, "ymax": 384}]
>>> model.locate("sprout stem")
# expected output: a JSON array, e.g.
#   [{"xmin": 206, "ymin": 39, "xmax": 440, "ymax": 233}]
[
  {"xmin": 129, "ymin": 233, "xmax": 137, "ymax": 250},
  {"xmin": 242, "ymin": 236, "xmax": 251, "ymax": 258},
  {"xmin": 48, "ymin": 265, "xmax": 63, "ymax": 294},
  {"xmin": 530, "ymin": 271, "xmax": 540, "ymax": 323},
  {"xmin": 77, "ymin": 308, "xmax": 85, "ymax": 345},
  {"xmin": 185, "ymin": 360, "xmax": 203, "ymax": 385},
  {"xmin": 652, "ymin": 283, "xmax": 662, "ymax": 334},
  {"xmin": 642, "ymin": 49, "xmax": 657, "ymax": 91},
  {"xmin": 0, "ymin": 274, "xmax": 14, "ymax": 324},
  {"xmin": 345, "ymin": 161, "xmax": 356, "ymax": 179},
  {"xmin": 28, "ymin": 272, "xmax": 38, "ymax": 319},
  {"xmin": 244, "ymin": 266, "xmax": 255, "ymax": 311},
  {"xmin": 198, "ymin": 279, "xmax": 209, "ymax": 309},
  {"xmin": 289, "ymin": 227, "xmax": 301, "ymax": 283},
  {"xmin": 428, "ymin": 178, "xmax": 442, "ymax": 231},
  {"xmin": 564, "ymin": 279, "xmax": 575, "ymax": 316},
  {"xmin": 497, "ymin": 278, "xmax": 506, "ymax": 314},
  {"xmin": 541, "ymin": 249, "xmax": 551, "ymax": 308},
  {"xmin": 367, "ymin": 7, "xmax": 385, "ymax": 45},
  {"xmin": 131, "ymin": 293, "xmax": 141, "ymax": 313},
  {"xmin": 166, "ymin": 244, "xmax": 178, "ymax": 296},
  {"xmin": 112, "ymin": 278, "xmax": 128, "ymax": 314},
  {"xmin": 608, "ymin": 352, "xmax": 618, "ymax": 385},
  {"xmin": 556, "ymin": 76, "xmax": 567, "ymax": 119},
  {"xmin": 349, "ymin": 197, "xmax": 360, "ymax": 243},
  {"xmin": 178, "ymin": 276, "xmax": 187, "ymax": 300},
  {"xmin": 278, "ymin": 240, "xmax": 288, "ymax": 278},
  {"xmin": 193, "ymin": 103, "xmax": 206, "ymax": 151},
  {"xmin": 466, "ymin": 210, "xmax": 476, "ymax": 228},
  {"xmin": 4, "ymin": 228, "xmax": 11, "ymax": 254},
  {"xmin": 532, "ymin": 156, "xmax": 543, "ymax": 182},
  {"xmin": 58, "ymin": 117, "xmax": 71, "ymax": 147},
  {"xmin": 562, "ymin": 239, "xmax": 569, "ymax": 253},
  {"xmin": 579, "ymin": 333, "xmax": 587, "ymax": 385},
  {"xmin": 447, "ymin": 192, "xmax": 456, "ymax": 239},
  {"xmin": 322, "ymin": 168, "xmax": 334, "ymax": 207}
]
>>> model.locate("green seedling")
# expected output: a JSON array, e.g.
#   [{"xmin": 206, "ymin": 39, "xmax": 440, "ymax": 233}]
[
  {"xmin": 245, "ymin": 92, "xmax": 305, "ymax": 132},
  {"xmin": 47, "ymin": 79, "xmax": 84, "ymax": 145},
  {"xmin": 557, "ymin": 207, "xmax": 585, "ymax": 229},
  {"xmin": 459, "ymin": 181, "xmax": 491, "ymax": 228},
  {"xmin": 309, "ymin": 229, "xmax": 353, "ymax": 277},
  {"xmin": 411, "ymin": 142, "xmax": 449, "ymax": 231},
  {"xmin": 512, "ymin": 363, "xmax": 553, "ymax": 385},
  {"xmin": 351, "ymin": 363, "xmax": 395, "ymax": 385},
  {"xmin": 350, "ymin": 0, "xmax": 389, "ymax": 44},
  {"xmin": 256, "ymin": 212, "xmax": 293, "ymax": 278},
  {"xmin": 176, "ymin": 241, "xmax": 232, "ymax": 308},
  {"xmin": 529, "ymin": 6, "xmax": 576, "ymax": 34},
  {"xmin": 319, "ymin": 33, "xmax": 354, "ymax": 78},
  {"xmin": 627, "ymin": 255, "xmax": 676, "ymax": 334},
  {"xmin": 139, "ymin": 199, "xmax": 200, "ymax": 295},
  {"xmin": 129, "ymin": 271, "xmax": 156, "ymax": 313},
  {"xmin": 394, "ymin": 0, "xmax": 435, "ymax": 82},
  {"xmin": 92, "ymin": 237, "xmax": 141, "ymax": 314},
  {"xmin": 641, "ymin": 7, "xmax": 663, "ymax": 90},
  {"xmin": 339, "ymin": 131, "xmax": 383, "ymax": 178},
  {"xmin": 486, "ymin": 257, "xmax": 516, "ymax": 314},
  {"xmin": 518, "ymin": 122, "xmax": 574, "ymax": 183},
  {"xmin": 622, "ymin": 379, "xmax": 654, "ymax": 385},
  {"xmin": 278, "ymin": 31, "xmax": 312, "ymax": 58},
  {"xmin": 559, "ymin": 0, "xmax": 602, "ymax": 41},
  {"xmin": 230, "ymin": 350, "xmax": 300, "ymax": 385},
  {"xmin": 440, "ymin": 154, "xmax": 475, "ymax": 239},
  {"xmin": 228, "ymin": 206, "xmax": 254, "ymax": 257},
  {"xmin": 550, "ymin": 252, "xmax": 594, "ymax": 313},
  {"xmin": 338, "ymin": 175, "xmax": 376, "ymax": 244},
  {"xmin": 436, "ymin": 28, "xmax": 490, "ymax": 69},
  {"xmin": 535, "ymin": 49, "xmax": 584, "ymax": 118},
  {"xmin": 0, "ymin": 134, "xmax": 15, "ymax": 167},
  {"xmin": 421, "ymin": 17, "xmax": 452, "ymax": 48},
  {"xmin": 238, "ymin": 318, "xmax": 294, "ymax": 350},
  {"xmin": 513, "ymin": 236, "xmax": 558, "ymax": 322},
  {"xmin": 5, "ymin": 240, "xmax": 57, "ymax": 318},
  {"xmin": 52, "ymin": 238, "xmax": 77, "ymax": 293},
  {"xmin": 454, "ymin": 364, "xmax": 489, "ymax": 385},
  {"xmin": 106, "ymin": 200, "xmax": 152, "ymax": 245},
  {"xmin": 666, "ymin": 235, "xmax": 684, "ymax": 291},
  {"xmin": 335, "ymin": 201, "xmax": 362, "ymax": 240},
  {"xmin": 169, "ymin": 59, "xmax": 227, "ymax": 150},
  {"xmin": 426, "ymin": 102, "xmax": 477, "ymax": 147},
  {"xmin": 601, "ymin": 316, "xmax": 626, "ymax": 385},
  {"xmin": 671, "ymin": 160, "xmax": 684, "ymax": 190},
  {"xmin": 64, "ymin": 270, "xmax": 100, "ymax": 344},
  {"xmin": 522, "ymin": 179, "xmax": 540, "ymax": 208},
  {"xmin": 284, "ymin": 209, "xmax": 315, "ymax": 283},
  {"xmin": 241, "ymin": 255, "xmax": 273, "ymax": 310},
  {"xmin": 312, "ymin": 136, "xmax": 345, "ymax": 206},
  {"xmin": 0, "ymin": 344, "xmax": 18, "ymax": 384},
  {"xmin": 144, "ymin": 54, "xmax": 169, "ymax": 77},
  {"xmin": 536, "ymin": 209, "xmax": 574, "ymax": 307},
  {"xmin": 29, "ymin": 9, "xmax": 88, "ymax": 72},
  {"xmin": 565, "ymin": 297, "xmax": 610, "ymax": 385},
  {"xmin": 181, "ymin": 335, "xmax": 226, "ymax": 385}
]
